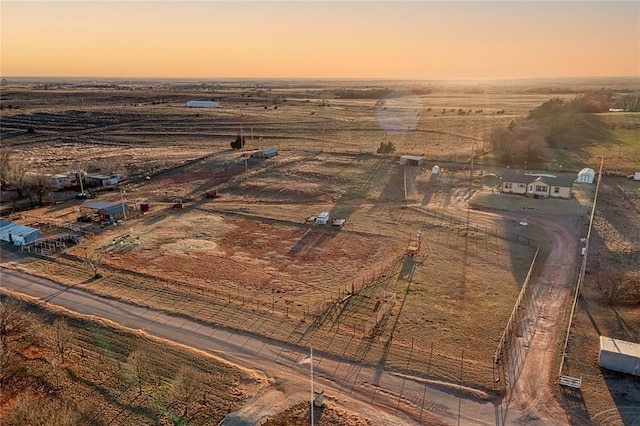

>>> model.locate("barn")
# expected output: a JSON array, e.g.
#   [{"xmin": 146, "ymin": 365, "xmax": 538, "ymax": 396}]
[
  {"xmin": 186, "ymin": 100, "xmax": 220, "ymax": 108},
  {"xmin": 0, "ymin": 220, "xmax": 41, "ymax": 246},
  {"xmin": 598, "ymin": 336, "xmax": 640, "ymax": 376},
  {"xmin": 576, "ymin": 168, "xmax": 596, "ymax": 184}
]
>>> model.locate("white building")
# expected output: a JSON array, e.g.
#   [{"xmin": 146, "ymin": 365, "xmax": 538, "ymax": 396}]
[
  {"xmin": 315, "ymin": 212, "xmax": 330, "ymax": 225},
  {"xmin": 599, "ymin": 336, "xmax": 640, "ymax": 377},
  {"xmin": 86, "ymin": 173, "xmax": 123, "ymax": 187},
  {"xmin": 576, "ymin": 168, "xmax": 596, "ymax": 184},
  {"xmin": 186, "ymin": 100, "xmax": 220, "ymax": 108}
]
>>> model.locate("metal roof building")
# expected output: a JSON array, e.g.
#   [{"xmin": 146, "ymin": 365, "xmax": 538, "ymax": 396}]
[
  {"xmin": 576, "ymin": 168, "xmax": 596, "ymax": 184},
  {"xmin": 251, "ymin": 148, "xmax": 278, "ymax": 158},
  {"xmin": 82, "ymin": 201, "xmax": 129, "ymax": 218},
  {"xmin": 186, "ymin": 100, "xmax": 220, "ymax": 108},
  {"xmin": 399, "ymin": 155, "xmax": 424, "ymax": 166},
  {"xmin": 0, "ymin": 220, "xmax": 41, "ymax": 246}
]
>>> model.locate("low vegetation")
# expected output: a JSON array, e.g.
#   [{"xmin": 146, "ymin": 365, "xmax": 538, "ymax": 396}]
[
  {"xmin": 0, "ymin": 294, "xmax": 258, "ymax": 426},
  {"xmin": 486, "ymin": 91, "xmax": 633, "ymax": 167}
]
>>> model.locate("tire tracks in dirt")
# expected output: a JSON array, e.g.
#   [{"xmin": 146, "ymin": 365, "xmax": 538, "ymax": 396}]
[{"xmin": 445, "ymin": 203, "xmax": 579, "ymax": 424}]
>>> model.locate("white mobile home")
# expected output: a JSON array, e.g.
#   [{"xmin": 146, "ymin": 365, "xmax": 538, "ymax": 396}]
[
  {"xmin": 599, "ymin": 336, "xmax": 640, "ymax": 376},
  {"xmin": 502, "ymin": 172, "xmax": 573, "ymax": 199},
  {"xmin": 86, "ymin": 173, "xmax": 123, "ymax": 187}
]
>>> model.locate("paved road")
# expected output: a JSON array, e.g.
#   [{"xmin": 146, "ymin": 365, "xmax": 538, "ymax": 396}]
[{"xmin": 0, "ymin": 267, "xmax": 553, "ymax": 425}]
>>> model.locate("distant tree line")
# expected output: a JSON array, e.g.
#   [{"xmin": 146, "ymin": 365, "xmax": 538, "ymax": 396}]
[
  {"xmin": 334, "ymin": 88, "xmax": 393, "ymax": 99},
  {"xmin": 485, "ymin": 91, "xmax": 619, "ymax": 164}
]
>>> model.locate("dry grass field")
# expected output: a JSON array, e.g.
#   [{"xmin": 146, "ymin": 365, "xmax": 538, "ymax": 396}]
[
  {"xmin": 0, "ymin": 292, "xmax": 263, "ymax": 425},
  {"xmin": 2, "ymin": 78, "xmax": 639, "ymax": 423}
]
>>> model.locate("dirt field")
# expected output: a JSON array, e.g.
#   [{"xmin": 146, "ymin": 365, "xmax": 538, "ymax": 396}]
[{"xmin": 2, "ymin": 80, "xmax": 639, "ymax": 423}]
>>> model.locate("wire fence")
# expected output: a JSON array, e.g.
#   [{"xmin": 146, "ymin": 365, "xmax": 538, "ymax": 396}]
[{"xmin": 12, "ymin": 201, "xmax": 542, "ymax": 394}]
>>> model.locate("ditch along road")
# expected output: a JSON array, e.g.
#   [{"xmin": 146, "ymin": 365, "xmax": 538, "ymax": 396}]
[{"xmin": 2, "ymin": 261, "xmax": 565, "ymax": 426}]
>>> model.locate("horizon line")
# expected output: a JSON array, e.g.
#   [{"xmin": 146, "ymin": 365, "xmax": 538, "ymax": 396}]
[{"xmin": 4, "ymin": 75, "xmax": 639, "ymax": 82}]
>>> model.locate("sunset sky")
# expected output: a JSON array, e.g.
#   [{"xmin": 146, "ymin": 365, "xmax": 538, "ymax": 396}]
[{"xmin": 1, "ymin": 1, "xmax": 638, "ymax": 79}]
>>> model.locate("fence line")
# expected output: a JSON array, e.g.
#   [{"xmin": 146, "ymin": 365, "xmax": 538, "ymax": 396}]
[{"xmin": 493, "ymin": 245, "xmax": 540, "ymax": 390}]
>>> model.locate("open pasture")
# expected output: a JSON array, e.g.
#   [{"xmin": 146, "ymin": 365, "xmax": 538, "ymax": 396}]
[
  {"xmin": 2, "ymin": 80, "xmax": 637, "ymax": 399},
  {"xmin": 8, "ymin": 148, "xmax": 544, "ymax": 391}
]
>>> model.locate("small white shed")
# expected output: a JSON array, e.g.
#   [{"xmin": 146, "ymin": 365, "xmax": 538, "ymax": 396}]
[
  {"xmin": 598, "ymin": 336, "xmax": 640, "ymax": 376},
  {"xmin": 576, "ymin": 168, "xmax": 596, "ymax": 184},
  {"xmin": 315, "ymin": 212, "xmax": 330, "ymax": 225},
  {"xmin": 431, "ymin": 165, "xmax": 441, "ymax": 175},
  {"xmin": 634, "ymin": 172, "xmax": 640, "ymax": 181}
]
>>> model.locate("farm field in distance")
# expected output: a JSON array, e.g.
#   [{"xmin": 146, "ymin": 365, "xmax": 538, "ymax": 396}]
[{"xmin": 1, "ymin": 77, "xmax": 639, "ymax": 425}]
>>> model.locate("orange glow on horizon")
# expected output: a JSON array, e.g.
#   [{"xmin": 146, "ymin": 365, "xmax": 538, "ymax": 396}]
[{"xmin": 1, "ymin": 1, "xmax": 638, "ymax": 79}]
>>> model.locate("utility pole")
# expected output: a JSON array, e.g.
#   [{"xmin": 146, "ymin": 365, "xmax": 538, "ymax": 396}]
[
  {"xmin": 403, "ymin": 167, "xmax": 407, "ymax": 201},
  {"xmin": 120, "ymin": 188, "xmax": 127, "ymax": 221},
  {"xmin": 78, "ymin": 170, "xmax": 85, "ymax": 194}
]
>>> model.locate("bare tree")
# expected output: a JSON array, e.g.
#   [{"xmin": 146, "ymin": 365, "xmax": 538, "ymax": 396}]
[
  {"xmin": 82, "ymin": 247, "xmax": 105, "ymax": 278},
  {"xmin": 53, "ymin": 317, "xmax": 72, "ymax": 363},
  {"xmin": 0, "ymin": 299, "xmax": 28, "ymax": 403},
  {"xmin": 124, "ymin": 349, "xmax": 151, "ymax": 396},
  {"xmin": 0, "ymin": 298, "xmax": 25, "ymax": 348},
  {"xmin": 25, "ymin": 173, "xmax": 55, "ymax": 206},
  {"xmin": 0, "ymin": 147, "xmax": 14, "ymax": 188},
  {"xmin": 168, "ymin": 365, "xmax": 205, "ymax": 419},
  {"xmin": 3, "ymin": 159, "xmax": 32, "ymax": 202}
]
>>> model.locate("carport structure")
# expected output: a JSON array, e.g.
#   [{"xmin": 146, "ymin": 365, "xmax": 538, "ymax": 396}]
[{"xmin": 80, "ymin": 201, "xmax": 129, "ymax": 224}]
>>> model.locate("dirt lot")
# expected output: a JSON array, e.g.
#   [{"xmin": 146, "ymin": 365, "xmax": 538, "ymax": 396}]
[{"xmin": 2, "ymin": 81, "xmax": 639, "ymax": 424}]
